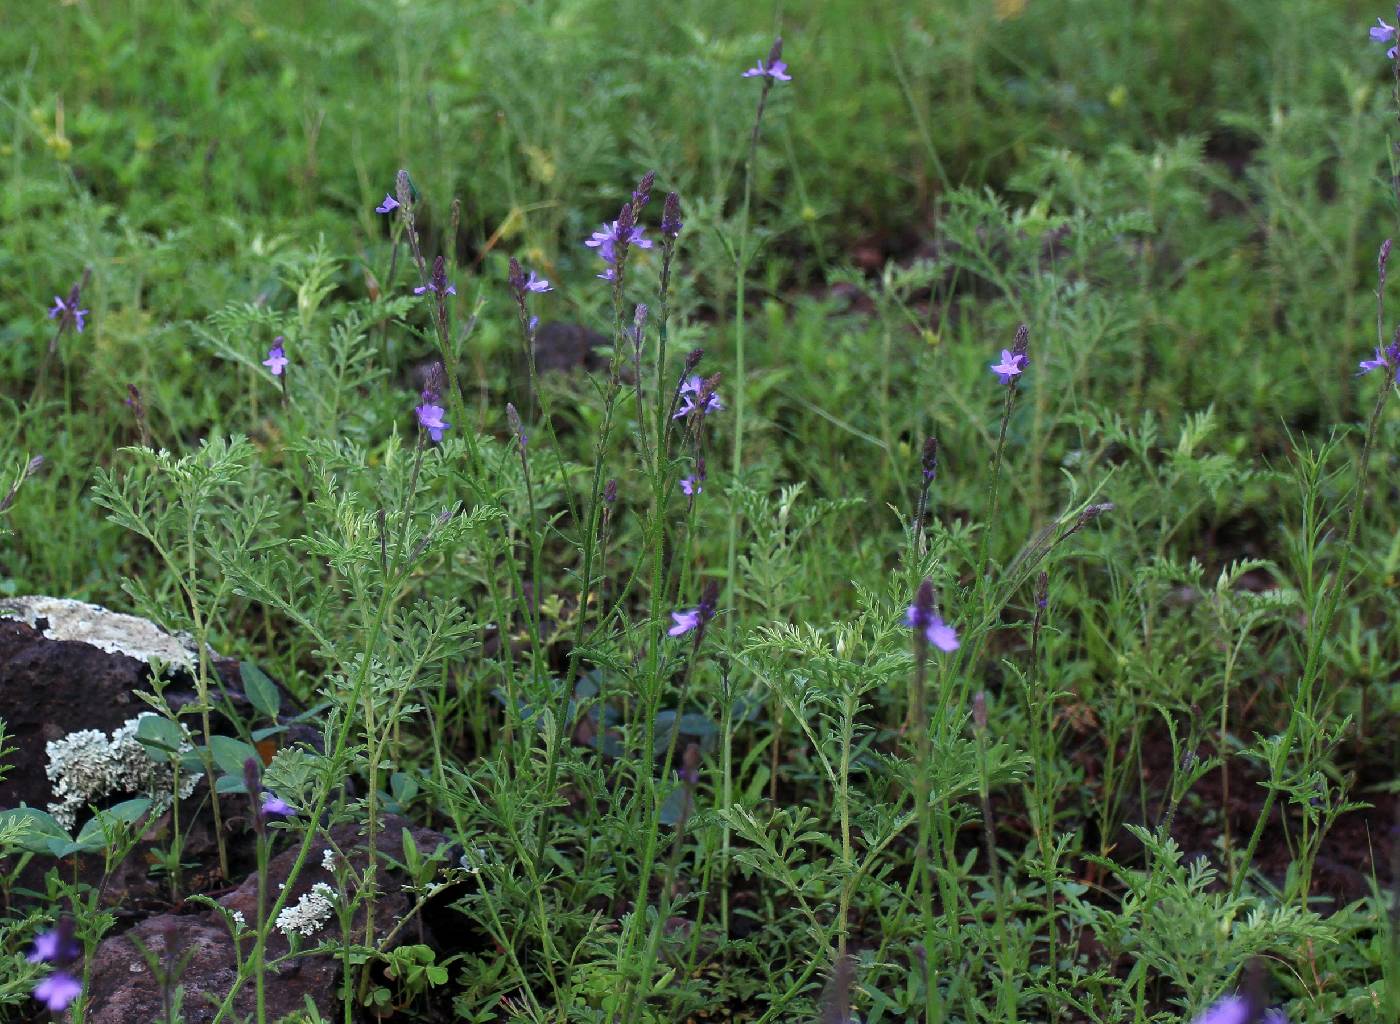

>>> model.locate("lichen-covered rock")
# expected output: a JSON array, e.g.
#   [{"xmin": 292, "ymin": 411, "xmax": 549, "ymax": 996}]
[
  {"xmin": 45, "ymin": 713, "xmax": 198, "ymax": 830},
  {"xmin": 0, "ymin": 596, "xmax": 292, "ymax": 820},
  {"xmin": 0, "ymin": 597, "xmax": 305, "ymax": 913},
  {"xmin": 0, "ymin": 596, "xmax": 197, "ymax": 671}
]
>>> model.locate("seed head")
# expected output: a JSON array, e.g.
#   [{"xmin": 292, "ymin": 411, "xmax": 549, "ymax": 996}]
[{"xmin": 506, "ymin": 402, "xmax": 527, "ymax": 451}]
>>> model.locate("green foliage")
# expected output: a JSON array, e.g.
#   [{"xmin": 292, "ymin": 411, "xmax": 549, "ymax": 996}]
[{"xmin": 1, "ymin": 1, "xmax": 1397, "ymax": 1022}]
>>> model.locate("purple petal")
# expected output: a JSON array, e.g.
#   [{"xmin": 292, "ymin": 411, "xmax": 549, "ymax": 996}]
[
  {"xmin": 33, "ymin": 972, "xmax": 82, "ymax": 1012},
  {"xmin": 261, "ymin": 791, "xmax": 294, "ymax": 816},
  {"xmin": 1191, "ymin": 996, "xmax": 1251, "ymax": 1024},
  {"xmin": 926, "ymin": 620, "xmax": 960, "ymax": 653},
  {"xmin": 375, "ymin": 194, "xmax": 400, "ymax": 214}
]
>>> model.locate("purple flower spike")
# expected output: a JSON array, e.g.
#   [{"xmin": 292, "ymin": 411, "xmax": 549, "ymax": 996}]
[
  {"xmin": 48, "ymin": 294, "xmax": 89, "ymax": 334},
  {"xmin": 584, "ymin": 220, "xmax": 653, "ymax": 267},
  {"xmin": 260, "ymin": 791, "xmax": 294, "ymax": 816},
  {"xmin": 375, "ymin": 193, "xmax": 400, "ymax": 214},
  {"xmin": 33, "ymin": 972, "xmax": 82, "ymax": 1012},
  {"xmin": 989, "ymin": 348, "xmax": 1026, "ymax": 384},
  {"xmin": 262, "ymin": 340, "xmax": 288, "ymax": 376},
  {"xmin": 680, "ymin": 475, "xmax": 702, "ymax": 496},
  {"xmin": 661, "ymin": 192, "xmax": 684, "ymax": 239},
  {"xmin": 673, "ymin": 375, "xmax": 725, "ymax": 419},
  {"xmin": 415, "ymin": 256, "xmax": 456, "ymax": 297},
  {"xmin": 416, "ymin": 402, "xmax": 450, "ymax": 442}
]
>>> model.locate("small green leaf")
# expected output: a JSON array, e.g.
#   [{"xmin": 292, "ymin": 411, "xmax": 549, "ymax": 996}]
[
  {"xmin": 0, "ymin": 807, "xmax": 73, "ymax": 855},
  {"xmin": 216, "ymin": 774, "xmax": 249, "ymax": 794},
  {"xmin": 208, "ymin": 735, "xmax": 259, "ymax": 777},
  {"xmin": 135, "ymin": 715, "xmax": 186, "ymax": 759},
  {"xmin": 240, "ymin": 662, "xmax": 282, "ymax": 720}
]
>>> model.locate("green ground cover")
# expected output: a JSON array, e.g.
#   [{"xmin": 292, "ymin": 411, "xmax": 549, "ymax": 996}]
[{"xmin": 0, "ymin": 1, "xmax": 1396, "ymax": 1021}]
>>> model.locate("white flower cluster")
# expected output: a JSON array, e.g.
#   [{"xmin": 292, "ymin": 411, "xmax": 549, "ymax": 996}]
[
  {"xmin": 45, "ymin": 714, "xmax": 198, "ymax": 830},
  {"xmin": 275, "ymin": 882, "xmax": 337, "ymax": 938}
]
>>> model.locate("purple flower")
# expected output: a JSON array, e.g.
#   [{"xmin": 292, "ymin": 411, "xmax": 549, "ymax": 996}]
[
  {"xmin": 669, "ymin": 582, "xmax": 720, "ymax": 638},
  {"xmin": 413, "ymin": 281, "xmax": 456, "ymax": 296},
  {"xmin": 416, "ymin": 402, "xmax": 450, "ymax": 442},
  {"xmin": 989, "ymin": 348, "xmax": 1026, "ymax": 384},
  {"xmin": 260, "ymin": 791, "xmax": 293, "ymax": 816},
  {"xmin": 1359, "ymin": 335, "xmax": 1400, "ymax": 375},
  {"xmin": 375, "ymin": 193, "xmax": 400, "ymax": 214},
  {"xmin": 669, "ymin": 609, "xmax": 703, "ymax": 636},
  {"xmin": 1189, "ymin": 996, "xmax": 1253, "ymax": 1024},
  {"xmin": 415, "ymin": 256, "xmax": 456, "ymax": 297},
  {"xmin": 1360, "ymin": 349, "xmax": 1390, "ymax": 373},
  {"xmin": 680, "ymin": 475, "xmax": 702, "ymax": 496},
  {"xmin": 508, "ymin": 258, "xmax": 552, "ymax": 296},
  {"xmin": 47, "ymin": 294, "xmax": 89, "ymax": 334},
  {"xmin": 584, "ymin": 220, "xmax": 653, "ymax": 266},
  {"xmin": 673, "ymin": 375, "xmax": 724, "ymax": 419},
  {"xmin": 1372, "ymin": 17, "xmax": 1400, "ymax": 58},
  {"xmin": 27, "ymin": 929, "xmax": 79, "ymax": 965},
  {"xmin": 905, "ymin": 583, "xmax": 959, "ymax": 653},
  {"xmin": 33, "ymin": 972, "xmax": 82, "ymax": 1012},
  {"xmin": 742, "ymin": 58, "xmax": 792, "ymax": 81},
  {"xmin": 262, "ymin": 340, "xmax": 288, "ymax": 376}
]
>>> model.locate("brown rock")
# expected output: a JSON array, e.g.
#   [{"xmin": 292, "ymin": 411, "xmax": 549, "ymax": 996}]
[{"xmin": 80, "ymin": 816, "xmax": 450, "ymax": 1023}]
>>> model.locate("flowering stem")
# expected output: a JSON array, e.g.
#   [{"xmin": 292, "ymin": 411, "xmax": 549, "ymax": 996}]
[
  {"xmin": 252, "ymin": 829, "xmax": 268, "ymax": 1024},
  {"xmin": 976, "ymin": 383, "xmax": 1018, "ymax": 588},
  {"xmin": 1231, "ymin": 374, "xmax": 1395, "ymax": 898},
  {"xmin": 208, "ymin": 583, "xmax": 398, "ymax": 1024},
  {"xmin": 535, "ymin": 255, "xmax": 633, "ymax": 869},
  {"xmin": 723, "ymin": 76, "xmax": 775, "ymax": 640}
]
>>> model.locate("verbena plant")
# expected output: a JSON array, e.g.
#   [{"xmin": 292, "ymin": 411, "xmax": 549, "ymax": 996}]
[{"xmin": 1, "ymin": 4, "xmax": 1398, "ymax": 1024}]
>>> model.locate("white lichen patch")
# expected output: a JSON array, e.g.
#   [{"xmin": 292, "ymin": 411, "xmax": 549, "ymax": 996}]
[
  {"xmin": 0, "ymin": 596, "xmax": 195, "ymax": 671},
  {"xmin": 45, "ymin": 714, "xmax": 199, "ymax": 830},
  {"xmin": 275, "ymin": 882, "xmax": 338, "ymax": 938}
]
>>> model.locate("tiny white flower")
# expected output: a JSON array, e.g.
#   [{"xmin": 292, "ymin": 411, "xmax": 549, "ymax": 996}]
[
  {"xmin": 275, "ymin": 882, "xmax": 338, "ymax": 938},
  {"xmin": 320, "ymin": 848, "xmax": 337, "ymax": 872}
]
